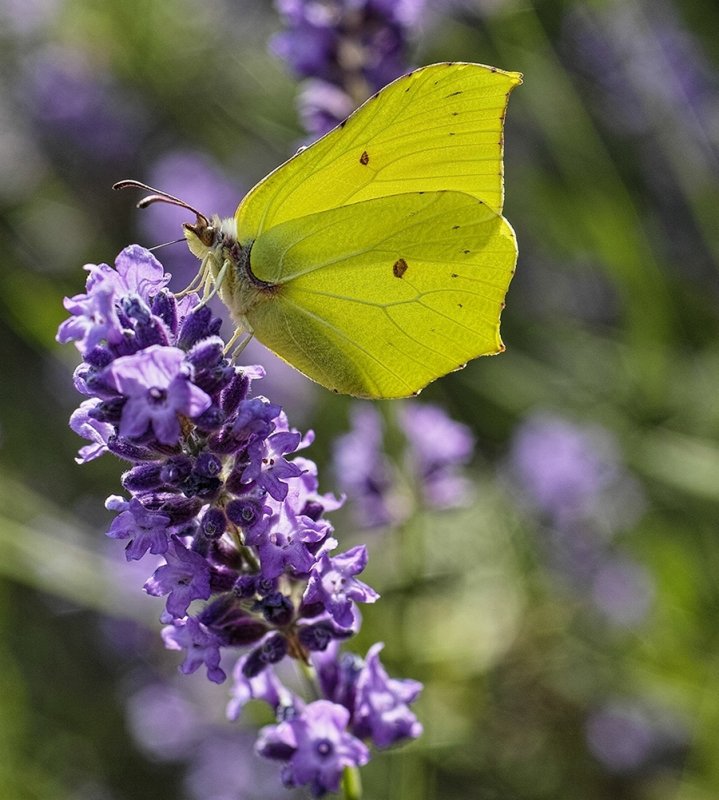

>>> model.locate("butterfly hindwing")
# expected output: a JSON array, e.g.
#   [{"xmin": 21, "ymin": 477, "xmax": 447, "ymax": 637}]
[{"xmin": 245, "ymin": 190, "xmax": 517, "ymax": 398}]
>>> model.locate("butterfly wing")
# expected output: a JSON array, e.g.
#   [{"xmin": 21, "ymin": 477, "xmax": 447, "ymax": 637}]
[
  {"xmin": 245, "ymin": 190, "xmax": 517, "ymax": 398},
  {"xmin": 236, "ymin": 62, "xmax": 522, "ymax": 242}
]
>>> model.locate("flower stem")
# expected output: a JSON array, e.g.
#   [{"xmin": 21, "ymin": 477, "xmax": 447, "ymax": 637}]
[
  {"xmin": 341, "ymin": 765, "xmax": 363, "ymax": 800},
  {"xmin": 297, "ymin": 659, "xmax": 321, "ymax": 702}
]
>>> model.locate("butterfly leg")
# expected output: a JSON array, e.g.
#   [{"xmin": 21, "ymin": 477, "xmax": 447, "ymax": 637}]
[
  {"xmin": 193, "ymin": 257, "xmax": 230, "ymax": 311},
  {"xmin": 175, "ymin": 252, "xmax": 212, "ymax": 298},
  {"xmin": 225, "ymin": 319, "xmax": 255, "ymax": 362}
]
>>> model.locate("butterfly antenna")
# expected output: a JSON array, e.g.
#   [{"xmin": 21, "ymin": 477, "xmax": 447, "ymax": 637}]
[
  {"xmin": 113, "ymin": 179, "xmax": 210, "ymax": 227},
  {"xmin": 148, "ymin": 237, "xmax": 185, "ymax": 252}
]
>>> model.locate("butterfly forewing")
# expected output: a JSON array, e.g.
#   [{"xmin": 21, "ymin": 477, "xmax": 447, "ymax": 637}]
[{"xmin": 235, "ymin": 62, "xmax": 522, "ymax": 243}]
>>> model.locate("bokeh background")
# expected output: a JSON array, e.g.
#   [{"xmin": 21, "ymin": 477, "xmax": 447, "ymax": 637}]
[{"xmin": 1, "ymin": 1, "xmax": 719, "ymax": 798}]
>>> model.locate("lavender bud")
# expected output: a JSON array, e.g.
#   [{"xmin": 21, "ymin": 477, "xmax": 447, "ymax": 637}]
[
  {"xmin": 121, "ymin": 463, "xmax": 164, "ymax": 492},
  {"xmin": 256, "ymin": 591, "xmax": 294, "ymax": 626},
  {"xmin": 220, "ymin": 371, "xmax": 250, "ymax": 415},
  {"xmin": 233, "ymin": 575, "xmax": 258, "ymax": 599},
  {"xmin": 201, "ymin": 507, "xmax": 227, "ymax": 539},
  {"xmin": 298, "ymin": 621, "xmax": 352, "ymax": 652},
  {"xmin": 135, "ymin": 317, "xmax": 169, "ymax": 349},
  {"xmin": 194, "ymin": 452, "xmax": 223, "ymax": 479},
  {"xmin": 193, "ymin": 405, "xmax": 225, "ymax": 431},
  {"xmin": 242, "ymin": 634, "xmax": 288, "ymax": 677},
  {"xmin": 107, "ymin": 436, "xmax": 158, "ymax": 462},
  {"xmin": 84, "ymin": 346, "xmax": 114, "ymax": 369},
  {"xmin": 177, "ymin": 306, "xmax": 216, "ymax": 350},
  {"xmin": 151, "ymin": 290, "xmax": 178, "ymax": 335},
  {"xmin": 159, "ymin": 455, "xmax": 193, "ymax": 486},
  {"xmin": 226, "ymin": 496, "xmax": 264, "ymax": 528}
]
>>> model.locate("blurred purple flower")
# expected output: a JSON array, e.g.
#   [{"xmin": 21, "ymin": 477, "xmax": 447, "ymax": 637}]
[
  {"xmin": 333, "ymin": 404, "xmax": 397, "ymax": 528},
  {"xmin": 399, "ymin": 401, "xmax": 474, "ymax": 508},
  {"xmin": 585, "ymin": 703, "xmax": 657, "ymax": 772},
  {"xmin": 272, "ymin": 0, "xmax": 427, "ymax": 136},
  {"xmin": 591, "ymin": 557, "xmax": 654, "ymax": 627},
  {"xmin": 125, "ymin": 682, "xmax": 200, "ymax": 761},
  {"xmin": 0, "ymin": 0, "xmax": 62, "ymax": 35},
  {"xmin": 185, "ymin": 731, "xmax": 288, "ymax": 800},
  {"xmin": 20, "ymin": 45, "xmax": 144, "ymax": 163},
  {"xmin": 509, "ymin": 412, "xmax": 620, "ymax": 527}
]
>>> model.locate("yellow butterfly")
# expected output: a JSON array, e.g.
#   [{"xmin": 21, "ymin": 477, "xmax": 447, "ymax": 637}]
[{"xmin": 123, "ymin": 62, "xmax": 521, "ymax": 399}]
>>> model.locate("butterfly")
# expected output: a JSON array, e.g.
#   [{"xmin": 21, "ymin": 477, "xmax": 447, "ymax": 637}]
[{"xmin": 120, "ymin": 62, "xmax": 521, "ymax": 399}]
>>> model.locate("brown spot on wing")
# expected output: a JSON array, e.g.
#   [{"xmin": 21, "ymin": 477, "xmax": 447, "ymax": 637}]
[
  {"xmin": 393, "ymin": 258, "xmax": 408, "ymax": 279},
  {"xmin": 359, "ymin": 151, "xmax": 370, "ymax": 165}
]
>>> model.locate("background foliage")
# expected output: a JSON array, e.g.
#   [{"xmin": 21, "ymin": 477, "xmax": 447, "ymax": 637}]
[{"xmin": 1, "ymin": 1, "xmax": 718, "ymax": 798}]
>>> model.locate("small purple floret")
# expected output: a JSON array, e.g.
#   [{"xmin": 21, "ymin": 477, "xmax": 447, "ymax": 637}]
[
  {"xmin": 256, "ymin": 699, "xmax": 370, "ymax": 797},
  {"xmin": 144, "ymin": 534, "xmax": 212, "ymax": 618},
  {"xmin": 161, "ymin": 616, "xmax": 226, "ymax": 684},
  {"xmin": 352, "ymin": 643, "xmax": 423, "ymax": 747},
  {"xmin": 106, "ymin": 495, "xmax": 171, "ymax": 561},
  {"xmin": 304, "ymin": 546, "xmax": 379, "ymax": 629},
  {"xmin": 104, "ymin": 345, "xmax": 211, "ymax": 444}
]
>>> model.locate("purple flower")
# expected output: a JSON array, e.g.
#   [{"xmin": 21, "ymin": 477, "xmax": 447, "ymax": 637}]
[
  {"xmin": 243, "ymin": 430, "xmax": 304, "ymax": 501},
  {"xmin": 254, "ymin": 487, "xmax": 336, "ymax": 579},
  {"xmin": 591, "ymin": 557, "xmax": 654, "ymax": 627},
  {"xmin": 304, "ymin": 546, "xmax": 379, "ymax": 628},
  {"xmin": 352, "ymin": 643, "xmax": 423, "ymax": 747},
  {"xmin": 585, "ymin": 703, "xmax": 657, "ymax": 772},
  {"xmin": 399, "ymin": 401, "xmax": 474, "ymax": 508},
  {"xmin": 297, "ymin": 80, "xmax": 355, "ymax": 137},
  {"xmin": 333, "ymin": 404, "xmax": 397, "ymax": 527},
  {"xmin": 69, "ymin": 399, "xmax": 115, "ymax": 463},
  {"xmin": 227, "ymin": 656, "xmax": 294, "ymax": 721},
  {"xmin": 106, "ymin": 495, "xmax": 171, "ymax": 561},
  {"xmin": 104, "ymin": 345, "xmax": 212, "ymax": 444},
  {"xmin": 21, "ymin": 45, "xmax": 144, "ymax": 162},
  {"xmin": 256, "ymin": 699, "xmax": 370, "ymax": 796},
  {"xmin": 57, "ymin": 246, "xmax": 170, "ymax": 355},
  {"xmin": 144, "ymin": 534, "xmax": 213, "ymax": 618},
  {"xmin": 162, "ymin": 616, "xmax": 226, "ymax": 684},
  {"xmin": 57, "ymin": 265, "xmax": 125, "ymax": 354},
  {"xmin": 271, "ymin": 0, "xmax": 426, "ymax": 137},
  {"xmin": 509, "ymin": 412, "xmax": 619, "ymax": 526}
]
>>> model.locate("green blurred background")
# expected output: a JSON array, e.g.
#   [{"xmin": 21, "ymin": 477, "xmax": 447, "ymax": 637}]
[{"xmin": 1, "ymin": 1, "xmax": 719, "ymax": 798}]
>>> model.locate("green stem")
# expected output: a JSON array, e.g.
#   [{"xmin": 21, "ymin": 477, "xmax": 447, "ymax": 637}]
[
  {"xmin": 341, "ymin": 765, "xmax": 363, "ymax": 800},
  {"xmin": 297, "ymin": 659, "xmax": 321, "ymax": 702}
]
